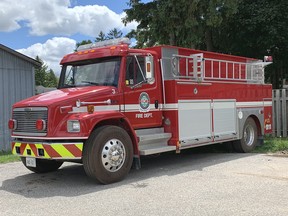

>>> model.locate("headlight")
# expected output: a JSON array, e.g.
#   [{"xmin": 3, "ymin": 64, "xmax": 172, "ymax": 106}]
[{"xmin": 67, "ymin": 120, "xmax": 81, "ymax": 132}]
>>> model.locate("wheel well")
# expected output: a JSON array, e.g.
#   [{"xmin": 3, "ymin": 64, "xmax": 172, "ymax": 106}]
[
  {"xmin": 89, "ymin": 118, "xmax": 138, "ymax": 155},
  {"xmin": 248, "ymin": 115, "xmax": 262, "ymax": 137}
]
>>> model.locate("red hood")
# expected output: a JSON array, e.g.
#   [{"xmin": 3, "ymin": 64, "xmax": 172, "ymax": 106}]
[{"xmin": 14, "ymin": 86, "xmax": 115, "ymax": 108}]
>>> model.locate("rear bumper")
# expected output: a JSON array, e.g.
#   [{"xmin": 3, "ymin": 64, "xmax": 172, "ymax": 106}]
[{"xmin": 12, "ymin": 141, "xmax": 84, "ymax": 160}]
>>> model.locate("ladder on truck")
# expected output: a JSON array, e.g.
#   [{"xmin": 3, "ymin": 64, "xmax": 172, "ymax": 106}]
[{"xmin": 171, "ymin": 54, "xmax": 271, "ymax": 83}]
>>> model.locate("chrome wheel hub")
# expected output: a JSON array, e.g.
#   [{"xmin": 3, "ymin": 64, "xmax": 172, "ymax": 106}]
[
  {"xmin": 244, "ymin": 125, "xmax": 255, "ymax": 146},
  {"xmin": 101, "ymin": 139, "xmax": 125, "ymax": 172}
]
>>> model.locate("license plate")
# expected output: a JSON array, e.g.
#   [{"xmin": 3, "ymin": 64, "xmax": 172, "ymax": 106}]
[{"xmin": 26, "ymin": 157, "xmax": 36, "ymax": 167}]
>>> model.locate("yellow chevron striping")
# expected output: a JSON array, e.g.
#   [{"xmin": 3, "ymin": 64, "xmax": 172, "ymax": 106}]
[
  {"xmin": 75, "ymin": 143, "xmax": 83, "ymax": 151},
  {"xmin": 22, "ymin": 144, "xmax": 36, "ymax": 157},
  {"xmin": 51, "ymin": 144, "xmax": 74, "ymax": 158},
  {"xmin": 35, "ymin": 143, "xmax": 50, "ymax": 159},
  {"xmin": 12, "ymin": 142, "xmax": 21, "ymax": 155}
]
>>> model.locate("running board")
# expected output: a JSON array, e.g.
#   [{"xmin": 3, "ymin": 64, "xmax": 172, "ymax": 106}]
[
  {"xmin": 138, "ymin": 144, "xmax": 175, "ymax": 155},
  {"xmin": 135, "ymin": 128, "xmax": 174, "ymax": 155}
]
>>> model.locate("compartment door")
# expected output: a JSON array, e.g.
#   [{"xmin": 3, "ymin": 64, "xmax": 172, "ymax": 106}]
[
  {"xmin": 178, "ymin": 100, "xmax": 212, "ymax": 143},
  {"xmin": 213, "ymin": 100, "xmax": 237, "ymax": 140}
]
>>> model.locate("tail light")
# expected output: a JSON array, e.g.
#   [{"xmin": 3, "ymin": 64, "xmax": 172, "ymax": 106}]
[
  {"xmin": 36, "ymin": 119, "xmax": 46, "ymax": 131},
  {"xmin": 8, "ymin": 119, "xmax": 17, "ymax": 130}
]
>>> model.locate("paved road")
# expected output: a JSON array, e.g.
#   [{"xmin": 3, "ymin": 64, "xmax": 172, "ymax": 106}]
[{"xmin": 0, "ymin": 151, "xmax": 287, "ymax": 216}]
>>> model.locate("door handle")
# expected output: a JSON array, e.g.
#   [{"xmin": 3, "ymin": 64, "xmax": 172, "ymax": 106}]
[{"xmin": 155, "ymin": 100, "xmax": 159, "ymax": 109}]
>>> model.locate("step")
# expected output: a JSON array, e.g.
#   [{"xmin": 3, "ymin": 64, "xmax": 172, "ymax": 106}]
[
  {"xmin": 139, "ymin": 144, "xmax": 175, "ymax": 156},
  {"xmin": 137, "ymin": 133, "xmax": 172, "ymax": 147},
  {"xmin": 135, "ymin": 128, "xmax": 173, "ymax": 155},
  {"xmin": 138, "ymin": 133, "xmax": 172, "ymax": 144},
  {"xmin": 135, "ymin": 127, "xmax": 165, "ymax": 136}
]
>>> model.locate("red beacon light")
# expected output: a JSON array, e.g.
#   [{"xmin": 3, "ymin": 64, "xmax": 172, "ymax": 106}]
[
  {"xmin": 8, "ymin": 119, "xmax": 17, "ymax": 130},
  {"xmin": 36, "ymin": 119, "xmax": 46, "ymax": 131},
  {"xmin": 264, "ymin": 56, "xmax": 273, "ymax": 62}
]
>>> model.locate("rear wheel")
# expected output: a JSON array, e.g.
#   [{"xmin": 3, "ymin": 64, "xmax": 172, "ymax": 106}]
[
  {"xmin": 233, "ymin": 117, "xmax": 258, "ymax": 153},
  {"xmin": 21, "ymin": 157, "xmax": 63, "ymax": 173},
  {"xmin": 83, "ymin": 126, "xmax": 133, "ymax": 184}
]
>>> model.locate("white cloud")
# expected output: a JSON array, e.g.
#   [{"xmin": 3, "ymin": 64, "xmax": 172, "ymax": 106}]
[
  {"xmin": 0, "ymin": 0, "xmax": 137, "ymax": 36},
  {"xmin": 17, "ymin": 37, "xmax": 76, "ymax": 76}
]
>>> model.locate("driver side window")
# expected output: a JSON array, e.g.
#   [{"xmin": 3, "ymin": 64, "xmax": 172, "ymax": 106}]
[{"xmin": 126, "ymin": 56, "xmax": 145, "ymax": 86}]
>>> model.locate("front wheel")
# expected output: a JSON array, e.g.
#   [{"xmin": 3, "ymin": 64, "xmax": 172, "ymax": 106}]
[
  {"xmin": 83, "ymin": 126, "xmax": 133, "ymax": 184},
  {"xmin": 21, "ymin": 157, "xmax": 63, "ymax": 173},
  {"xmin": 233, "ymin": 117, "xmax": 258, "ymax": 153}
]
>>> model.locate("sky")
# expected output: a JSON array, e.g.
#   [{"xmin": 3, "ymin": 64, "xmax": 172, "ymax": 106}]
[{"xmin": 0, "ymin": 0, "xmax": 149, "ymax": 75}]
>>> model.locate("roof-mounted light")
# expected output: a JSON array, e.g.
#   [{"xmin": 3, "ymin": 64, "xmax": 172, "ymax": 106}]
[{"xmin": 77, "ymin": 37, "xmax": 131, "ymax": 51}]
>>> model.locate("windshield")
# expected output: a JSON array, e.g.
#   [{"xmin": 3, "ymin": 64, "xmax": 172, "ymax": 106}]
[{"xmin": 59, "ymin": 57, "xmax": 121, "ymax": 88}]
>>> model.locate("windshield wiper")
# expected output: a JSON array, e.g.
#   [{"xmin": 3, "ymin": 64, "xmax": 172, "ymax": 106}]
[
  {"xmin": 63, "ymin": 84, "xmax": 76, "ymax": 88},
  {"xmin": 81, "ymin": 81, "xmax": 100, "ymax": 86}
]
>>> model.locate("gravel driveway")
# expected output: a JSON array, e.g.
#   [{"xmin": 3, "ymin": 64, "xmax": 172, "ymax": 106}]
[{"xmin": 0, "ymin": 151, "xmax": 287, "ymax": 216}]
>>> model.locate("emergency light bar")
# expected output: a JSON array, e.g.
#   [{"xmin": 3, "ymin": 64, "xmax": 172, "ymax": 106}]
[{"xmin": 77, "ymin": 37, "xmax": 131, "ymax": 51}]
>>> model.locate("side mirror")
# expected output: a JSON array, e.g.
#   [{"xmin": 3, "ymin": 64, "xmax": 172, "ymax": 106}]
[{"xmin": 145, "ymin": 56, "xmax": 154, "ymax": 84}]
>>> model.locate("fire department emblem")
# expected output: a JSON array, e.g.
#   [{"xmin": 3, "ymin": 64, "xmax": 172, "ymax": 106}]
[{"xmin": 139, "ymin": 92, "xmax": 150, "ymax": 112}]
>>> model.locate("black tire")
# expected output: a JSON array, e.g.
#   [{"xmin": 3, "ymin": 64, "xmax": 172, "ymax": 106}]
[
  {"xmin": 21, "ymin": 157, "xmax": 63, "ymax": 173},
  {"xmin": 83, "ymin": 126, "xmax": 133, "ymax": 184},
  {"xmin": 233, "ymin": 117, "xmax": 258, "ymax": 153}
]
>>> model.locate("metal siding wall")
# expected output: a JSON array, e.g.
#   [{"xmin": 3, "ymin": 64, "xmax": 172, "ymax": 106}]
[
  {"xmin": 273, "ymin": 89, "xmax": 288, "ymax": 137},
  {"xmin": 0, "ymin": 49, "xmax": 35, "ymax": 151}
]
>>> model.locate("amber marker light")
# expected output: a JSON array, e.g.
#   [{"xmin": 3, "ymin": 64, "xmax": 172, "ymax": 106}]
[
  {"xmin": 87, "ymin": 105, "xmax": 94, "ymax": 114},
  {"xmin": 146, "ymin": 62, "xmax": 151, "ymax": 73}
]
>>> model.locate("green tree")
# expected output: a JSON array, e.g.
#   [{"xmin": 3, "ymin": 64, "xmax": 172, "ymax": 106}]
[
  {"xmin": 35, "ymin": 56, "xmax": 48, "ymax": 86},
  {"xmin": 123, "ymin": 0, "xmax": 240, "ymax": 50},
  {"xmin": 34, "ymin": 56, "xmax": 58, "ymax": 88},
  {"xmin": 215, "ymin": 0, "xmax": 288, "ymax": 88},
  {"xmin": 45, "ymin": 69, "xmax": 58, "ymax": 87},
  {"xmin": 95, "ymin": 31, "xmax": 107, "ymax": 42},
  {"xmin": 107, "ymin": 28, "xmax": 123, "ymax": 39}
]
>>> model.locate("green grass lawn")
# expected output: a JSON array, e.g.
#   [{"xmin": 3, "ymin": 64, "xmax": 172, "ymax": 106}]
[
  {"xmin": 254, "ymin": 137, "xmax": 288, "ymax": 153},
  {"xmin": 0, "ymin": 151, "xmax": 20, "ymax": 164}
]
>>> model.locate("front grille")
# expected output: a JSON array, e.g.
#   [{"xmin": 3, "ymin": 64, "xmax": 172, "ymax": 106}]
[{"xmin": 13, "ymin": 107, "xmax": 48, "ymax": 136}]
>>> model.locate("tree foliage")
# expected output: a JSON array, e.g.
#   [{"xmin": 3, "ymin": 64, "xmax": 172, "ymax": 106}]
[
  {"xmin": 215, "ymin": 0, "xmax": 288, "ymax": 88},
  {"xmin": 107, "ymin": 28, "xmax": 123, "ymax": 39},
  {"xmin": 45, "ymin": 69, "xmax": 58, "ymax": 87},
  {"xmin": 95, "ymin": 31, "xmax": 106, "ymax": 42},
  {"xmin": 35, "ymin": 56, "xmax": 58, "ymax": 88},
  {"xmin": 124, "ymin": 0, "xmax": 288, "ymax": 88},
  {"xmin": 123, "ymin": 0, "xmax": 240, "ymax": 50}
]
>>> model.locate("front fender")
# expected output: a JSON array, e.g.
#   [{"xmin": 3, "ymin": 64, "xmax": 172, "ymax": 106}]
[{"xmin": 81, "ymin": 111, "xmax": 139, "ymax": 155}]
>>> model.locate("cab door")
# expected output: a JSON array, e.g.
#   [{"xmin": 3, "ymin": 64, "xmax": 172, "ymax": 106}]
[{"xmin": 123, "ymin": 55, "xmax": 163, "ymax": 129}]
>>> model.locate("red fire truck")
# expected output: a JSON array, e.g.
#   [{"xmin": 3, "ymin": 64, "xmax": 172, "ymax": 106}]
[{"xmin": 9, "ymin": 38, "xmax": 272, "ymax": 184}]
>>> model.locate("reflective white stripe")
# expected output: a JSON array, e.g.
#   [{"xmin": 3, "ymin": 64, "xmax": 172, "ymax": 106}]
[
  {"xmin": 264, "ymin": 101, "xmax": 272, "ymax": 106},
  {"xmin": 11, "ymin": 136, "xmax": 88, "ymax": 140},
  {"xmin": 69, "ymin": 100, "xmax": 272, "ymax": 114},
  {"xmin": 236, "ymin": 101, "xmax": 264, "ymax": 108},
  {"xmin": 162, "ymin": 104, "xmax": 178, "ymax": 110},
  {"xmin": 124, "ymin": 104, "xmax": 140, "ymax": 111},
  {"xmin": 71, "ymin": 107, "xmax": 87, "ymax": 113},
  {"xmin": 71, "ymin": 104, "xmax": 163, "ymax": 113},
  {"xmin": 71, "ymin": 105, "xmax": 119, "ymax": 113}
]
